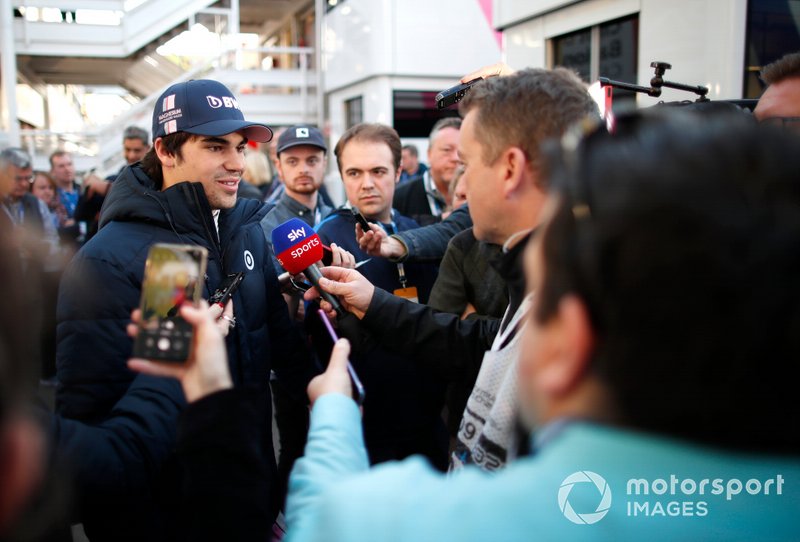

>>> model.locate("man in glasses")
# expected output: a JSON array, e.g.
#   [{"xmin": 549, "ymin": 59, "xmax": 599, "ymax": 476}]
[
  {"xmin": 754, "ymin": 51, "xmax": 800, "ymax": 130},
  {"xmin": 0, "ymin": 147, "xmax": 59, "ymax": 253}
]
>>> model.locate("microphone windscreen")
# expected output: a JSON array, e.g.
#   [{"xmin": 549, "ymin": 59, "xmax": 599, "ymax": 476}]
[{"xmin": 271, "ymin": 218, "xmax": 324, "ymax": 274}]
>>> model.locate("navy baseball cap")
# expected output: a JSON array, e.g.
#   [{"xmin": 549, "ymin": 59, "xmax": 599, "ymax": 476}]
[
  {"xmin": 152, "ymin": 79, "xmax": 273, "ymax": 143},
  {"xmin": 277, "ymin": 125, "xmax": 327, "ymax": 154}
]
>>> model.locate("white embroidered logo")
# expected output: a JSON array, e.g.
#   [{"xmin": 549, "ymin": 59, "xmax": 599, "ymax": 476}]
[
  {"xmin": 162, "ymin": 94, "xmax": 176, "ymax": 111},
  {"xmin": 243, "ymin": 250, "xmax": 255, "ymax": 270}
]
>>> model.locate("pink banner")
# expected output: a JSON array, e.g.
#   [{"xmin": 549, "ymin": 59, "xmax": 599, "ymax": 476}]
[{"xmin": 477, "ymin": 0, "xmax": 502, "ymax": 49}]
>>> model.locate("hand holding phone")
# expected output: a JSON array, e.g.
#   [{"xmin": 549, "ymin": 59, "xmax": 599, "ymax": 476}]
[
  {"xmin": 209, "ymin": 272, "xmax": 245, "ymax": 307},
  {"xmin": 351, "ymin": 208, "xmax": 372, "ymax": 232},
  {"xmin": 128, "ymin": 301, "xmax": 233, "ymax": 402},
  {"xmin": 133, "ymin": 244, "xmax": 208, "ymax": 362},
  {"xmin": 318, "ymin": 309, "xmax": 365, "ymax": 405}
]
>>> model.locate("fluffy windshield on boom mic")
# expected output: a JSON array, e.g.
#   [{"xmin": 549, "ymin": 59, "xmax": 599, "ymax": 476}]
[{"xmin": 271, "ymin": 218, "xmax": 344, "ymax": 315}]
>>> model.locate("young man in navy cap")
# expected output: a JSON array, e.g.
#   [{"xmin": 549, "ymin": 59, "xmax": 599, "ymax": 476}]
[{"xmin": 55, "ymin": 79, "xmax": 317, "ymax": 540}]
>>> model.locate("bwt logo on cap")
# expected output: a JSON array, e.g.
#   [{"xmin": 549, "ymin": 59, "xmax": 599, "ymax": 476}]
[
  {"xmin": 558, "ymin": 471, "xmax": 612, "ymax": 525},
  {"xmin": 206, "ymin": 95, "xmax": 241, "ymax": 110}
]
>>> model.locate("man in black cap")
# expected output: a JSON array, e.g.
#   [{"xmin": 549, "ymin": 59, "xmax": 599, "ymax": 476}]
[
  {"xmin": 55, "ymin": 79, "xmax": 316, "ymax": 540},
  {"xmin": 260, "ymin": 124, "xmax": 333, "ymax": 249}
]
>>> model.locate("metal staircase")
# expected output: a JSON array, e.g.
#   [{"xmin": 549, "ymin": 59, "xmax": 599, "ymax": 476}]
[
  {"xmin": 20, "ymin": 45, "xmax": 319, "ymax": 175},
  {"xmin": 5, "ymin": 0, "xmax": 320, "ymax": 175},
  {"xmin": 13, "ymin": 0, "xmax": 218, "ymax": 58}
]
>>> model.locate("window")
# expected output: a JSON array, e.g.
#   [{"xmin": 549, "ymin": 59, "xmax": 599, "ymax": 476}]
[
  {"xmin": 743, "ymin": 0, "xmax": 800, "ymax": 98},
  {"xmin": 392, "ymin": 90, "xmax": 459, "ymax": 138},
  {"xmin": 552, "ymin": 15, "xmax": 639, "ymax": 108},
  {"xmin": 344, "ymin": 96, "xmax": 363, "ymax": 130}
]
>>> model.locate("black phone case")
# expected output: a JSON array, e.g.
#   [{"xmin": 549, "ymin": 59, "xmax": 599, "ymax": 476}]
[
  {"xmin": 436, "ymin": 78, "xmax": 481, "ymax": 109},
  {"xmin": 351, "ymin": 209, "xmax": 371, "ymax": 230},
  {"xmin": 208, "ymin": 272, "xmax": 245, "ymax": 306}
]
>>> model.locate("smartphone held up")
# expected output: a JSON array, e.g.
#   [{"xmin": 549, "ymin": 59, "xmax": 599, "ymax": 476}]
[{"xmin": 133, "ymin": 243, "xmax": 208, "ymax": 362}]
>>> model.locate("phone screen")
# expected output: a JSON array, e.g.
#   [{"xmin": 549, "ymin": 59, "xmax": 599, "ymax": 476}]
[
  {"xmin": 317, "ymin": 309, "xmax": 365, "ymax": 405},
  {"xmin": 133, "ymin": 244, "xmax": 208, "ymax": 362}
]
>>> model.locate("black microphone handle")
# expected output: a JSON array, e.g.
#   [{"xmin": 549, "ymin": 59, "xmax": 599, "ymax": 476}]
[{"xmin": 304, "ymin": 263, "xmax": 345, "ymax": 316}]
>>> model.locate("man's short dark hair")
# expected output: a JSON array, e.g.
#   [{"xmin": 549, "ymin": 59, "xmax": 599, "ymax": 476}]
[
  {"xmin": 760, "ymin": 51, "xmax": 800, "ymax": 85},
  {"xmin": 459, "ymin": 68, "xmax": 598, "ymax": 183},
  {"xmin": 401, "ymin": 144, "xmax": 418, "ymax": 157},
  {"xmin": 123, "ymin": 126, "xmax": 150, "ymax": 146},
  {"xmin": 140, "ymin": 132, "xmax": 195, "ymax": 189},
  {"xmin": 537, "ymin": 109, "xmax": 800, "ymax": 454},
  {"xmin": 334, "ymin": 123, "xmax": 402, "ymax": 174},
  {"xmin": 49, "ymin": 149, "xmax": 70, "ymax": 168}
]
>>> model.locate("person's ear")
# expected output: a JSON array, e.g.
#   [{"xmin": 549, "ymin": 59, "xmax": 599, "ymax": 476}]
[
  {"xmin": 275, "ymin": 157, "xmax": 285, "ymax": 180},
  {"xmin": 535, "ymin": 295, "xmax": 595, "ymax": 397},
  {"xmin": 154, "ymin": 138, "xmax": 176, "ymax": 168},
  {"xmin": 499, "ymin": 147, "xmax": 527, "ymax": 197},
  {"xmin": 0, "ymin": 417, "xmax": 44, "ymax": 532}
]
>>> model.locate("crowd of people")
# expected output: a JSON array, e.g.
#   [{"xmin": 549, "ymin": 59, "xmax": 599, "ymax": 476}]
[{"xmin": 1, "ymin": 52, "xmax": 799, "ymax": 541}]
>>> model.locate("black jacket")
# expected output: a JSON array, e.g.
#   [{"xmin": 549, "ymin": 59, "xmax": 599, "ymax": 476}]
[
  {"xmin": 312, "ymin": 209, "xmax": 448, "ymax": 469},
  {"xmin": 358, "ymin": 232, "xmax": 529, "ymax": 386},
  {"xmin": 55, "ymin": 164, "xmax": 316, "ymax": 540},
  {"xmin": 392, "ymin": 174, "xmax": 441, "ymax": 226}
]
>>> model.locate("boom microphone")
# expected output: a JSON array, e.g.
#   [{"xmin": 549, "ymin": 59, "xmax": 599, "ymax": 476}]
[{"xmin": 271, "ymin": 218, "xmax": 344, "ymax": 315}]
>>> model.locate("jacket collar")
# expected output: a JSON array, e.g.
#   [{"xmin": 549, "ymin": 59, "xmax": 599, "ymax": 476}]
[{"xmin": 490, "ymin": 229, "xmax": 533, "ymax": 317}]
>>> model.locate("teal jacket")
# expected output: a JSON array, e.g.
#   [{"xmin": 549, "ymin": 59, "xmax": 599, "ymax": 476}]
[{"xmin": 287, "ymin": 394, "xmax": 800, "ymax": 541}]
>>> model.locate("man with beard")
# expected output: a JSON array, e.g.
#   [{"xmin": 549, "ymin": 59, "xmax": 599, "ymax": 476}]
[{"xmin": 261, "ymin": 124, "xmax": 333, "ymax": 261}]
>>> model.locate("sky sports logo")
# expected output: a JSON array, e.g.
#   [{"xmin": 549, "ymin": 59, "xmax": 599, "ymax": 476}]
[{"xmin": 558, "ymin": 471, "xmax": 785, "ymax": 524}]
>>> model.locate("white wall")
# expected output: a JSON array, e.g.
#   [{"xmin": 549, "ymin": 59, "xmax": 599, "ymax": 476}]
[
  {"xmin": 639, "ymin": 0, "xmax": 747, "ymax": 101},
  {"xmin": 499, "ymin": 0, "xmax": 748, "ymax": 102},
  {"xmin": 322, "ymin": 0, "xmax": 503, "ymax": 205},
  {"xmin": 495, "ymin": 0, "xmax": 577, "ymax": 29},
  {"xmin": 324, "ymin": 0, "xmax": 501, "ymax": 93}
]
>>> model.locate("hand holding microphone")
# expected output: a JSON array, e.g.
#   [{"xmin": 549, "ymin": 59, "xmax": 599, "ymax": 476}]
[
  {"xmin": 272, "ymin": 218, "xmax": 346, "ymax": 316},
  {"xmin": 271, "ymin": 218, "xmax": 376, "ymax": 319}
]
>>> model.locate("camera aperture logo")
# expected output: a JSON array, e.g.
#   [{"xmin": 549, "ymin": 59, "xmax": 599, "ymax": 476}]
[
  {"xmin": 558, "ymin": 471, "xmax": 612, "ymax": 525},
  {"xmin": 558, "ymin": 470, "xmax": 785, "ymax": 523}
]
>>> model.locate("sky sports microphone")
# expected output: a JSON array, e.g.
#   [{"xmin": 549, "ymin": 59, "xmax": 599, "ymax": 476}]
[{"xmin": 271, "ymin": 218, "xmax": 344, "ymax": 315}]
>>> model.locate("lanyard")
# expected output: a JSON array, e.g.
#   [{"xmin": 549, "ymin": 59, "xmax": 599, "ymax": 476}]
[
  {"xmin": 378, "ymin": 218, "xmax": 408, "ymax": 288},
  {"xmin": 424, "ymin": 171, "xmax": 446, "ymax": 215}
]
